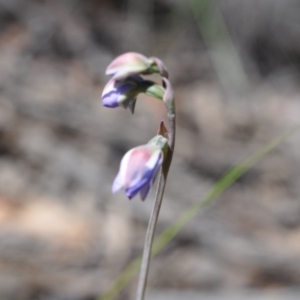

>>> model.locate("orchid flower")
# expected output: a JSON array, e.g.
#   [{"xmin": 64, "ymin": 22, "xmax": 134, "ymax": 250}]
[
  {"xmin": 112, "ymin": 135, "xmax": 168, "ymax": 201},
  {"xmin": 102, "ymin": 76, "xmax": 141, "ymax": 113},
  {"xmin": 112, "ymin": 145, "xmax": 162, "ymax": 200},
  {"xmin": 102, "ymin": 75, "xmax": 165, "ymax": 114}
]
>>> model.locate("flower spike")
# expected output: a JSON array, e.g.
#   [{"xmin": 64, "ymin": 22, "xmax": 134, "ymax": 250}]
[{"xmin": 101, "ymin": 52, "xmax": 176, "ymax": 299}]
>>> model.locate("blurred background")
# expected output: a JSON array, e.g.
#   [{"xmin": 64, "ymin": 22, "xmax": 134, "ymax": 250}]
[{"xmin": 0, "ymin": 0, "xmax": 300, "ymax": 299}]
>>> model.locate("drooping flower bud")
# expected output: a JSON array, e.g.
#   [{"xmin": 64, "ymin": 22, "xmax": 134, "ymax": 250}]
[
  {"xmin": 106, "ymin": 52, "xmax": 161, "ymax": 80},
  {"xmin": 112, "ymin": 135, "xmax": 168, "ymax": 201}
]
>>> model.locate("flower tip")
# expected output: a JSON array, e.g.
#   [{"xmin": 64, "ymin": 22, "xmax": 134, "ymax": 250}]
[
  {"xmin": 102, "ymin": 95, "xmax": 119, "ymax": 108},
  {"xmin": 140, "ymin": 184, "xmax": 151, "ymax": 201},
  {"xmin": 112, "ymin": 173, "xmax": 123, "ymax": 194}
]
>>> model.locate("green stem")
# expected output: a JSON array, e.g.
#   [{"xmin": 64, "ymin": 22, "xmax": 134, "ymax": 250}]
[{"xmin": 135, "ymin": 96, "xmax": 176, "ymax": 300}]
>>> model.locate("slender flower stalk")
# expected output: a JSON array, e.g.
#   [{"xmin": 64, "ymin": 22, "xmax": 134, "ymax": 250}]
[
  {"xmin": 136, "ymin": 78, "xmax": 175, "ymax": 300},
  {"xmin": 101, "ymin": 52, "xmax": 175, "ymax": 300}
]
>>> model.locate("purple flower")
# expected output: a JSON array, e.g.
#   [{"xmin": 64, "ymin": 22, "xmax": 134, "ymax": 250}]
[
  {"xmin": 102, "ymin": 75, "xmax": 164, "ymax": 114},
  {"xmin": 106, "ymin": 52, "xmax": 155, "ymax": 80},
  {"xmin": 112, "ymin": 144, "xmax": 163, "ymax": 201},
  {"xmin": 101, "ymin": 76, "xmax": 143, "ymax": 113}
]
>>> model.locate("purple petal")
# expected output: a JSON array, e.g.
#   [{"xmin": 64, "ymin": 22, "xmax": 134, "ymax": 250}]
[
  {"xmin": 125, "ymin": 177, "xmax": 149, "ymax": 199},
  {"xmin": 125, "ymin": 167, "xmax": 156, "ymax": 199},
  {"xmin": 102, "ymin": 91, "xmax": 120, "ymax": 108},
  {"xmin": 140, "ymin": 183, "xmax": 151, "ymax": 201},
  {"xmin": 102, "ymin": 78, "xmax": 138, "ymax": 108}
]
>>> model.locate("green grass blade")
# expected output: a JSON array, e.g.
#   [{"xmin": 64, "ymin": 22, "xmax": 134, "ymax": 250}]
[
  {"xmin": 98, "ymin": 125, "xmax": 299, "ymax": 300},
  {"xmin": 189, "ymin": 0, "xmax": 248, "ymax": 90}
]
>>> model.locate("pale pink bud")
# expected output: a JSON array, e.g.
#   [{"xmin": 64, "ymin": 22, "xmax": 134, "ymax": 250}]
[
  {"xmin": 106, "ymin": 52, "xmax": 155, "ymax": 80},
  {"xmin": 112, "ymin": 145, "xmax": 163, "ymax": 201}
]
